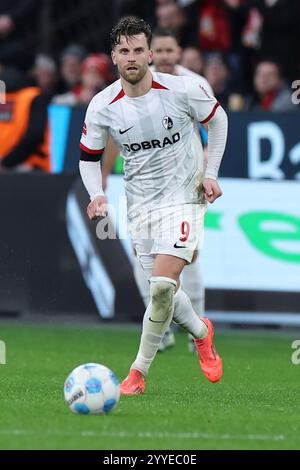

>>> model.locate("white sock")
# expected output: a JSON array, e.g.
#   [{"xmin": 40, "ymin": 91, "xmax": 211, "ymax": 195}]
[
  {"xmin": 181, "ymin": 256, "xmax": 205, "ymax": 316},
  {"xmin": 131, "ymin": 277, "xmax": 176, "ymax": 376},
  {"xmin": 132, "ymin": 254, "xmax": 173, "ymax": 344},
  {"xmin": 173, "ymin": 288, "xmax": 208, "ymax": 339}
]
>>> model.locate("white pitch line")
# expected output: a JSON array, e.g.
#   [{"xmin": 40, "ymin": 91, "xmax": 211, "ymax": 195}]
[
  {"xmin": 82, "ymin": 431, "xmax": 285, "ymax": 442},
  {"xmin": 0, "ymin": 429, "xmax": 285, "ymax": 442}
]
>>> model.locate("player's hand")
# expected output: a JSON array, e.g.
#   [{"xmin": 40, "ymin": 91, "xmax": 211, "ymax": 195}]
[
  {"xmin": 87, "ymin": 195, "xmax": 108, "ymax": 220},
  {"xmin": 203, "ymin": 178, "xmax": 222, "ymax": 203}
]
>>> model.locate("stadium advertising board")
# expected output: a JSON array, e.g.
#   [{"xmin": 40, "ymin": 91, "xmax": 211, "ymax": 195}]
[
  {"xmin": 105, "ymin": 176, "xmax": 300, "ymax": 293},
  {"xmin": 0, "ymin": 175, "xmax": 299, "ymax": 321},
  {"xmin": 202, "ymin": 179, "xmax": 300, "ymax": 292},
  {"xmin": 223, "ymin": 112, "xmax": 300, "ymax": 179}
]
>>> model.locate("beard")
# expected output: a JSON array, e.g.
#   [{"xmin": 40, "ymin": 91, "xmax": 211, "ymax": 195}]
[{"xmin": 119, "ymin": 63, "xmax": 148, "ymax": 84}]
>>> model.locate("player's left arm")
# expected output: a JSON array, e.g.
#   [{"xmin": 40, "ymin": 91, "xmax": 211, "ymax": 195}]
[
  {"xmin": 203, "ymin": 105, "xmax": 228, "ymax": 203},
  {"xmin": 185, "ymin": 77, "xmax": 228, "ymax": 203}
]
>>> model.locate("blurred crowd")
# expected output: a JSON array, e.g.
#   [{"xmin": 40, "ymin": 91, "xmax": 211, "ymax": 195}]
[{"xmin": 0, "ymin": 0, "xmax": 299, "ymax": 171}]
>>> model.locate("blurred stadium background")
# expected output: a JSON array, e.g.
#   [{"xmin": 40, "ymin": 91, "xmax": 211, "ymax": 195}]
[{"xmin": 0, "ymin": 0, "xmax": 300, "ymax": 451}]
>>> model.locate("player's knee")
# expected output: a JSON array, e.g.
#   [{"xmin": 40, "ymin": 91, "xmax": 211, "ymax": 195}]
[{"xmin": 150, "ymin": 276, "xmax": 176, "ymax": 322}]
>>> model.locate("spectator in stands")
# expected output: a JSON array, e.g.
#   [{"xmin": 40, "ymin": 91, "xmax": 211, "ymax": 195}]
[
  {"xmin": 156, "ymin": 1, "xmax": 185, "ymax": 31},
  {"xmin": 155, "ymin": 1, "xmax": 197, "ymax": 47},
  {"xmin": 53, "ymin": 53, "xmax": 115, "ymax": 106},
  {"xmin": 245, "ymin": 60, "xmax": 296, "ymax": 112},
  {"xmin": 180, "ymin": 46, "xmax": 205, "ymax": 76},
  {"xmin": 60, "ymin": 44, "xmax": 87, "ymax": 93},
  {"xmin": 0, "ymin": 66, "xmax": 50, "ymax": 172},
  {"xmin": 198, "ymin": 0, "xmax": 231, "ymax": 53},
  {"xmin": 198, "ymin": 0, "xmax": 251, "ymax": 93},
  {"xmin": 0, "ymin": 0, "xmax": 38, "ymax": 71},
  {"xmin": 32, "ymin": 54, "xmax": 59, "ymax": 95},
  {"xmin": 204, "ymin": 53, "xmax": 233, "ymax": 109}
]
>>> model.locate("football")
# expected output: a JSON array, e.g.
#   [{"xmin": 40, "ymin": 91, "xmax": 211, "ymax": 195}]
[{"xmin": 64, "ymin": 363, "xmax": 120, "ymax": 415}]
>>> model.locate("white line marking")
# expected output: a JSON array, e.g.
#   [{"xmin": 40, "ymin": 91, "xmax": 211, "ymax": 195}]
[{"xmin": 0, "ymin": 429, "xmax": 285, "ymax": 442}]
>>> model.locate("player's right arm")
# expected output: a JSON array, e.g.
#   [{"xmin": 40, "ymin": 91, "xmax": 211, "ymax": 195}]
[{"xmin": 79, "ymin": 98, "xmax": 108, "ymax": 220}]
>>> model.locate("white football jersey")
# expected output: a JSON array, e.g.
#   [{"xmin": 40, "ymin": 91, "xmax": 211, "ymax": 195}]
[{"xmin": 80, "ymin": 72, "xmax": 219, "ymax": 219}]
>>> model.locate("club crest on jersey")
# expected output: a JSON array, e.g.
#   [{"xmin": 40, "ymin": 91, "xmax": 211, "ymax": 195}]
[{"xmin": 162, "ymin": 116, "xmax": 173, "ymax": 130}]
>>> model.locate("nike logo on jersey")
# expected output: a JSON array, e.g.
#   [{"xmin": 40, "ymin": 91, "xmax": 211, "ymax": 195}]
[
  {"xmin": 119, "ymin": 126, "xmax": 134, "ymax": 134},
  {"xmin": 174, "ymin": 242, "xmax": 186, "ymax": 248}
]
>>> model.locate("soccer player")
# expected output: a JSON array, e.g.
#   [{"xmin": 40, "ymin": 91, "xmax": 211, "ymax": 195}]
[
  {"xmin": 79, "ymin": 17, "xmax": 228, "ymax": 395},
  {"xmin": 102, "ymin": 27, "xmax": 211, "ymax": 353}
]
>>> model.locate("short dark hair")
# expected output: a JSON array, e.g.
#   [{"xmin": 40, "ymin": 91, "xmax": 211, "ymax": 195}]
[
  {"xmin": 110, "ymin": 16, "xmax": 152, "ymax": 50},
  {"xmin": 152, "ymin": 27, "xmax": 179, "ymax": 45}
]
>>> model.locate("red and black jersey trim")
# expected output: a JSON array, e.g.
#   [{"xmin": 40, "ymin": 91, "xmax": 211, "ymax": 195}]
[
  {"xmin": 200, "ymin": 102, "xmax": 220, "ymax": 124},
  {"xmin": 109, "ymin": 80, "xmax": 169, "ymax": 104},
  {"xmin": 109, "ymin": 89, "xmax": 125, "ymax": 105},
  {"xmin": 80, "ymin": 142, "xmax": 104, "ymax": 161},
  {"xmin": 151, "ymin": 80, "xmax": 169, "ymax": 90}
]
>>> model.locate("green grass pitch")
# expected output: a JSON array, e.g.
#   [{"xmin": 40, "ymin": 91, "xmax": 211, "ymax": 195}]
[{"xmin": 0, "ymin": 322, "xmax": 299, "ymax": 450}]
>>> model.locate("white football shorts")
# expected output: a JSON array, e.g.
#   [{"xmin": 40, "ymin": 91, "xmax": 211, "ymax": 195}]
[{"xmin": 129, "ymin": 203, "xmax": 206, "ymax": 278}]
